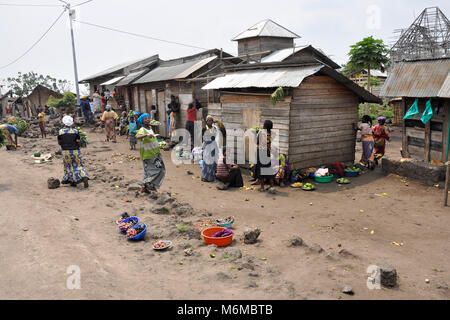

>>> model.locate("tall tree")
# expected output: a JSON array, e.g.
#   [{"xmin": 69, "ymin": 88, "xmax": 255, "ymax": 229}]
[
  {"xmin": 348, "ymin": 36, "xmax": 390, "ymax": 93},
  {"xmin": 6, "ymin": 71, "xmax": 72, "ymax": 97},
  {"xmin": 347, "ymin": 36, "xmax": 390, "ymax": 115}
]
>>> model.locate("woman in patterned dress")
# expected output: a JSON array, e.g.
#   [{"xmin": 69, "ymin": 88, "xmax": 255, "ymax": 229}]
[{"xmin": 57, "ymin": 116, "xmax": 89, "ymax": 188}]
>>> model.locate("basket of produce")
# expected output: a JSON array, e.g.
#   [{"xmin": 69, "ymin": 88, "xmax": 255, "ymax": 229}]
[
  {"xmin": 302, "ymin": 183, "xmax": 316, "ymax": 191},
  {"xmin": 150, "ymin": 120, "xmax": 161, "ymax": 126},
  {"xmin": 337, "ymin": 178, "xmax": 351, "ymax": 185},
  {"xmin": 201, "ymin": 227, "xmax": 234, "ymax": 247},
  {"xmin": 344, "ymin": 167, "xmax": 361, "ymax": 177},
  {"xmin": 118, "ymin": 216, "xmax": 139, "ymax": 233},
  {"xmin": 314, "ymin": 174, "xmax": 334, "ymax": 183},
  {"xmin": 116, "ymin": 212, "xmax": 130, "ymax": 225},
  {"xmin": 214, "ymin": 217, "xmax": 234, "ymax": 228},
  {"xmin": 126, "ymin": 223, "xmax": 147, "ymax": 240},
  {"xmin": 290, "ymin": 182, "xmax": 304, "ymax": 189},
  {"xmin": 152, "ymin": 240, "xmax": 172, "ymax": 250}
]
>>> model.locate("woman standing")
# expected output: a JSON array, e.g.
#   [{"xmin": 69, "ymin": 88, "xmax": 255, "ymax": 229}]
[
  {"xmin": 201, "ymin": 115, "xmax": 219, "ymax": 182},
  {"xmin": 359, "ymin": 115, "xmax": 375, "ymax": 170},
  {"xmin": 58, "ymin": 116, "xmax": 89, "ymax": 188},
  {"xmin": 136, "ymin": 113, "xmax": 165, "ymax": 193},
  {"xmin": 373, "ymin": 116, "xmax": 391, "ymax": 165},
  {"xmin": 255, "ymin": 120, "xmax": 276, "ymax": 192},
  {"xmin": 101, "ymin": 105, "xmax": 119, "ymax": 143}
]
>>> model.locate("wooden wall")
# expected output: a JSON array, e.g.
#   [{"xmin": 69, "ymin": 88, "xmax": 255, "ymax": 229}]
[
  {"xmin": 289, "ymin": 75, "xmax": 359, "ymax": 169},
  {"xmin": 402, "ymin": 98, "xmax": 449, "ymax": 162},
  {"xmin": 218, "ymin": 93, "xmax": 291, "ymax": 164}
]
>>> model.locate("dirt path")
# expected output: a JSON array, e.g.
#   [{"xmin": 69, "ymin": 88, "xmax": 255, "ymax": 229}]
[{"xmin": 0, "ymin": 127, "xmax": 449, "ymax": 300}]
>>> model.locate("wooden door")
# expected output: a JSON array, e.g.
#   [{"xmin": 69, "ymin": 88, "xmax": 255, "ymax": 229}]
[
  {"xmin": 242, "ymin": 108, "xmax": 261, "ymax": 162},
  {"xmin": 145, "ymin": 90, "xmax": 152, "ymax": 114},
  {"xmin": 157, "ymin": 91, "xmax": 167, "ymax": 137}
]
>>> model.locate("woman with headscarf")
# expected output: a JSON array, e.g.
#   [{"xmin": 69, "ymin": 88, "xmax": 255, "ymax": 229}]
[
  {"xmin": 101, "ymin": 104, "xmax": 119, "ymax": 143},
  {"xmin": 201, "ymin": 115, "xmax": 219, "ymax": 182},
  {"xmin": 359, "ymin": 115, "xmax": 375, "ymax": 169},
  {"xmin": 373, "ymin": 116, "xmax": 391, "ymax": 165},
  {"xmin": 136, "ymin": 113, "xmax": 165, "ymax": 193},
  {"xmin": 58, "ymin": 115, "xmax": 89, "ymax": 188}
]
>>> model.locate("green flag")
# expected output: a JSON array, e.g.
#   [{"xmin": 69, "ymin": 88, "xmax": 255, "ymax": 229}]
[
  {"xmin": 421, "ymin": 99, "xmax": 433, "ymax": 124},
  {"xmin": 403, "ymin": 98, "xmax": 420, "ymax": 120}
]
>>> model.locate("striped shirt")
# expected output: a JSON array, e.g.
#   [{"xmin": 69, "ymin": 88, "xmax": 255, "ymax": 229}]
[{"xmin": 216, "ymin": 156, "xmax": 229, "ymax": 178}]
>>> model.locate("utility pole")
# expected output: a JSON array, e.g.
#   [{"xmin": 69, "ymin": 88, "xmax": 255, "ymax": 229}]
[
  {"xmin": 60, "ymin": 0, "xmax": 90, "ymax": 116},
  {"xmin": 69, "ymin": 8, "xmax": 81, "ymax": 111}
]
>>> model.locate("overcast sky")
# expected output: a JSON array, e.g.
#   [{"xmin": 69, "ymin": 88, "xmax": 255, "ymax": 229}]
[{"xmin": 1, "ymin": 0, "xmax": 449, "ymax": 93}]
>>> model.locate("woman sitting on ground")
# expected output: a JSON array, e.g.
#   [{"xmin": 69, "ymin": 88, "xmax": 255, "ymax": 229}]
[{"xmin": 216, "ymin": 147, "xmax": 244, "ymax": 190}]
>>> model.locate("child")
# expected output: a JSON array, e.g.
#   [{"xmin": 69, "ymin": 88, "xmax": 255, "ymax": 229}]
[
  {"xmin": 128, "ymin": 115, "xmax": 137, "ymax": 150},
  {"xmin": 119, "ymin": 111, "xmax": 128, "ymax": 136}
]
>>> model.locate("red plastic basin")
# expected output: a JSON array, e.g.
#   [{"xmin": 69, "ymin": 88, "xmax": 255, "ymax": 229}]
[{"xmin": 201, "ymin": 227, "xmax": 233, "ymax": 247}]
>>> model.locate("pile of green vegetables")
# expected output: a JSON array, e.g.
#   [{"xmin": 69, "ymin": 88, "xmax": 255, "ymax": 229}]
[
  {"xmin": 270, "ymin": 87, "xmax": 284, "ymax": 106},
  {"xmin": 75, "ymin": 127, "xmax": 87, "ymax": 148},
  {"xmin": 345, "ymin": 167, "xmax": 361, "ymax": 172},
  {"xmin": 302, "ymin": 183, "xmax": 316, "ymax": 191},
  {"xmin": 7, "ymin": 117, "xmax": 29, "ymax": 136}
]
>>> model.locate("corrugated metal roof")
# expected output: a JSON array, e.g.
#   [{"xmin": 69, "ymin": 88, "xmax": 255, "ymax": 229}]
[
  {"xmin": 380, "ymin": 59, "xmax": 450, "ymax": 98},
  {"xmin": 134, "ymin": 56, "xmax": 216, "ymax": 84},
  {"xmin": 80, "ymin": 55, "xmax": 158, "ymax": 82},
  {"xmin": 261, "ymin": 46, "xmax": 306, "ymax": 63},
  {"xmin": 100, "ymin": 76, "xmax": 125, "ymax": 86},
  {"xmin": 202, "ymin": 65, "xmax": 324, "ymax": 89},
  {"xmin": 232, "ymin": 19, "xmax": 300, "ymax": 41},
  {"xmin": 116, "ymin": 70, "xmax": 148, "ymax": 86}
]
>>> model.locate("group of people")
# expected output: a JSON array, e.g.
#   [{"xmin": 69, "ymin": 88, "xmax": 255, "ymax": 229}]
[{"xmin": 358, "ymin": 115, "xmax": 391, "ymax": 169}]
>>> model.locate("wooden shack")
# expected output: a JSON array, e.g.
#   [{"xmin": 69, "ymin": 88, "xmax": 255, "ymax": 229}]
[
  {"xmin": 23, "ymin": 85, "xmax": 63, "ymax": 117},
  {"xmin": 381, "ymin": 59, "xmax": 450, "ymax": 162},
  {"xmin": 125, "ymin": 49, "xmax": 240, "ymax": 138},
  {"xmin": 203, "ymin": 63, "xmax": 381, "ymax": 169}
]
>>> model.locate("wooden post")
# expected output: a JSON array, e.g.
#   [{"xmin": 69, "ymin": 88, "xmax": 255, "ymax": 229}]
[
  {"xmin": 424, "ymin": 121, "xmax": 431, "ymax": 163},
  {"xmin": 444, "ymin": 103, "xmax": 450, "ymax": 206},
  {"xmin": 402, "ymin": 97, "xmax": 410, "ymax": 158}
]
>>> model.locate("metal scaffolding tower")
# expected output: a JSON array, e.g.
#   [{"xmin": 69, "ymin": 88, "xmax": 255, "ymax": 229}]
[{"xmin": 391, "ymin": 7, "xmax": 450, "ymax": 62}]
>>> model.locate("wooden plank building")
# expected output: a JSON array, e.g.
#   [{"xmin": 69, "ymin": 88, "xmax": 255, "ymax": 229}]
[
  {"xmin": 203, "ymin": 20, "xmax": 380, "ymax": 169},
  {"xmin": 204, "ymin": 64, "xmax": 381, "ymax": 169},
  {"xmin": 380, "ymin": 59, "xmax": 450, "ymax": 163}
]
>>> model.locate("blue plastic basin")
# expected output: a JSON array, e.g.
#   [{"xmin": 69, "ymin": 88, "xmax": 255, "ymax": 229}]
[
  {"xmin": 118, "ymin": 217, "xmax": 139, "ymax": 233},
  {"xmin": 127, "ymin": 223, "xmax": 147, "ymax": 240}
]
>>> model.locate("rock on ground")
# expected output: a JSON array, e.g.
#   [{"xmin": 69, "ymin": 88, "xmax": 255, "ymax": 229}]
[
  {"xmin": 223, "ymin": 247, "xmax": 242, "ymax": 260},
  {"xmin": 243, "ymin": 228, "xmax": 261, "ymax": 244},
  {"xmin": 341, "ymin": 285, "xmax": 354, "ymax": 295},
  {"xmin": 47, "ymin": 178, "xmax": 60, "ymax": 189},
  {"xmin": 309, "ymin": 244, "xmax": 324, "ymax": 254},
  {"xmin": 288, "ymin": 236, "xmax": 305, "ymax": 247},
  {"xmin": 378, "ymin": 264, "xmax": 398, "ymax": 288}
]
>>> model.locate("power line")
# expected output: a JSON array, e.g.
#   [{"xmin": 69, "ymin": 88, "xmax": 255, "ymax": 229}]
[
  {"xmin": 0, "ymin": 3, "xmax": 63, "ymax": 7},
  {"xmin": 0, "ymin": 9, "xmax": 66, "ymax": 70},
  {"xmin": 73, "ymin": 19, "xmax": 209, "ymax": 51}
]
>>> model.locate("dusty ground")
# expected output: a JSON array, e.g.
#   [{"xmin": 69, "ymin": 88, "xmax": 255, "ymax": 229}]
[{"xmin": 0, "ymin": 125, "xmax": 449, "ymax": 300}]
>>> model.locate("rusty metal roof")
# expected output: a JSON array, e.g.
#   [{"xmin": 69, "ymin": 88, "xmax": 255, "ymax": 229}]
[
  {"xmin": 134, "ymin": 56, "xmax": 216, "ymax": 84},
  {"xmin": 380, "ymin": 59, "xmax": 450, "ymax": 98}
]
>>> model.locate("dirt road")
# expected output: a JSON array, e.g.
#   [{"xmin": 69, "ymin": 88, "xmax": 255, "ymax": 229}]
[{"xmin": 0, "ymin": 128, "xmax": 449, "ymax": 300}]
